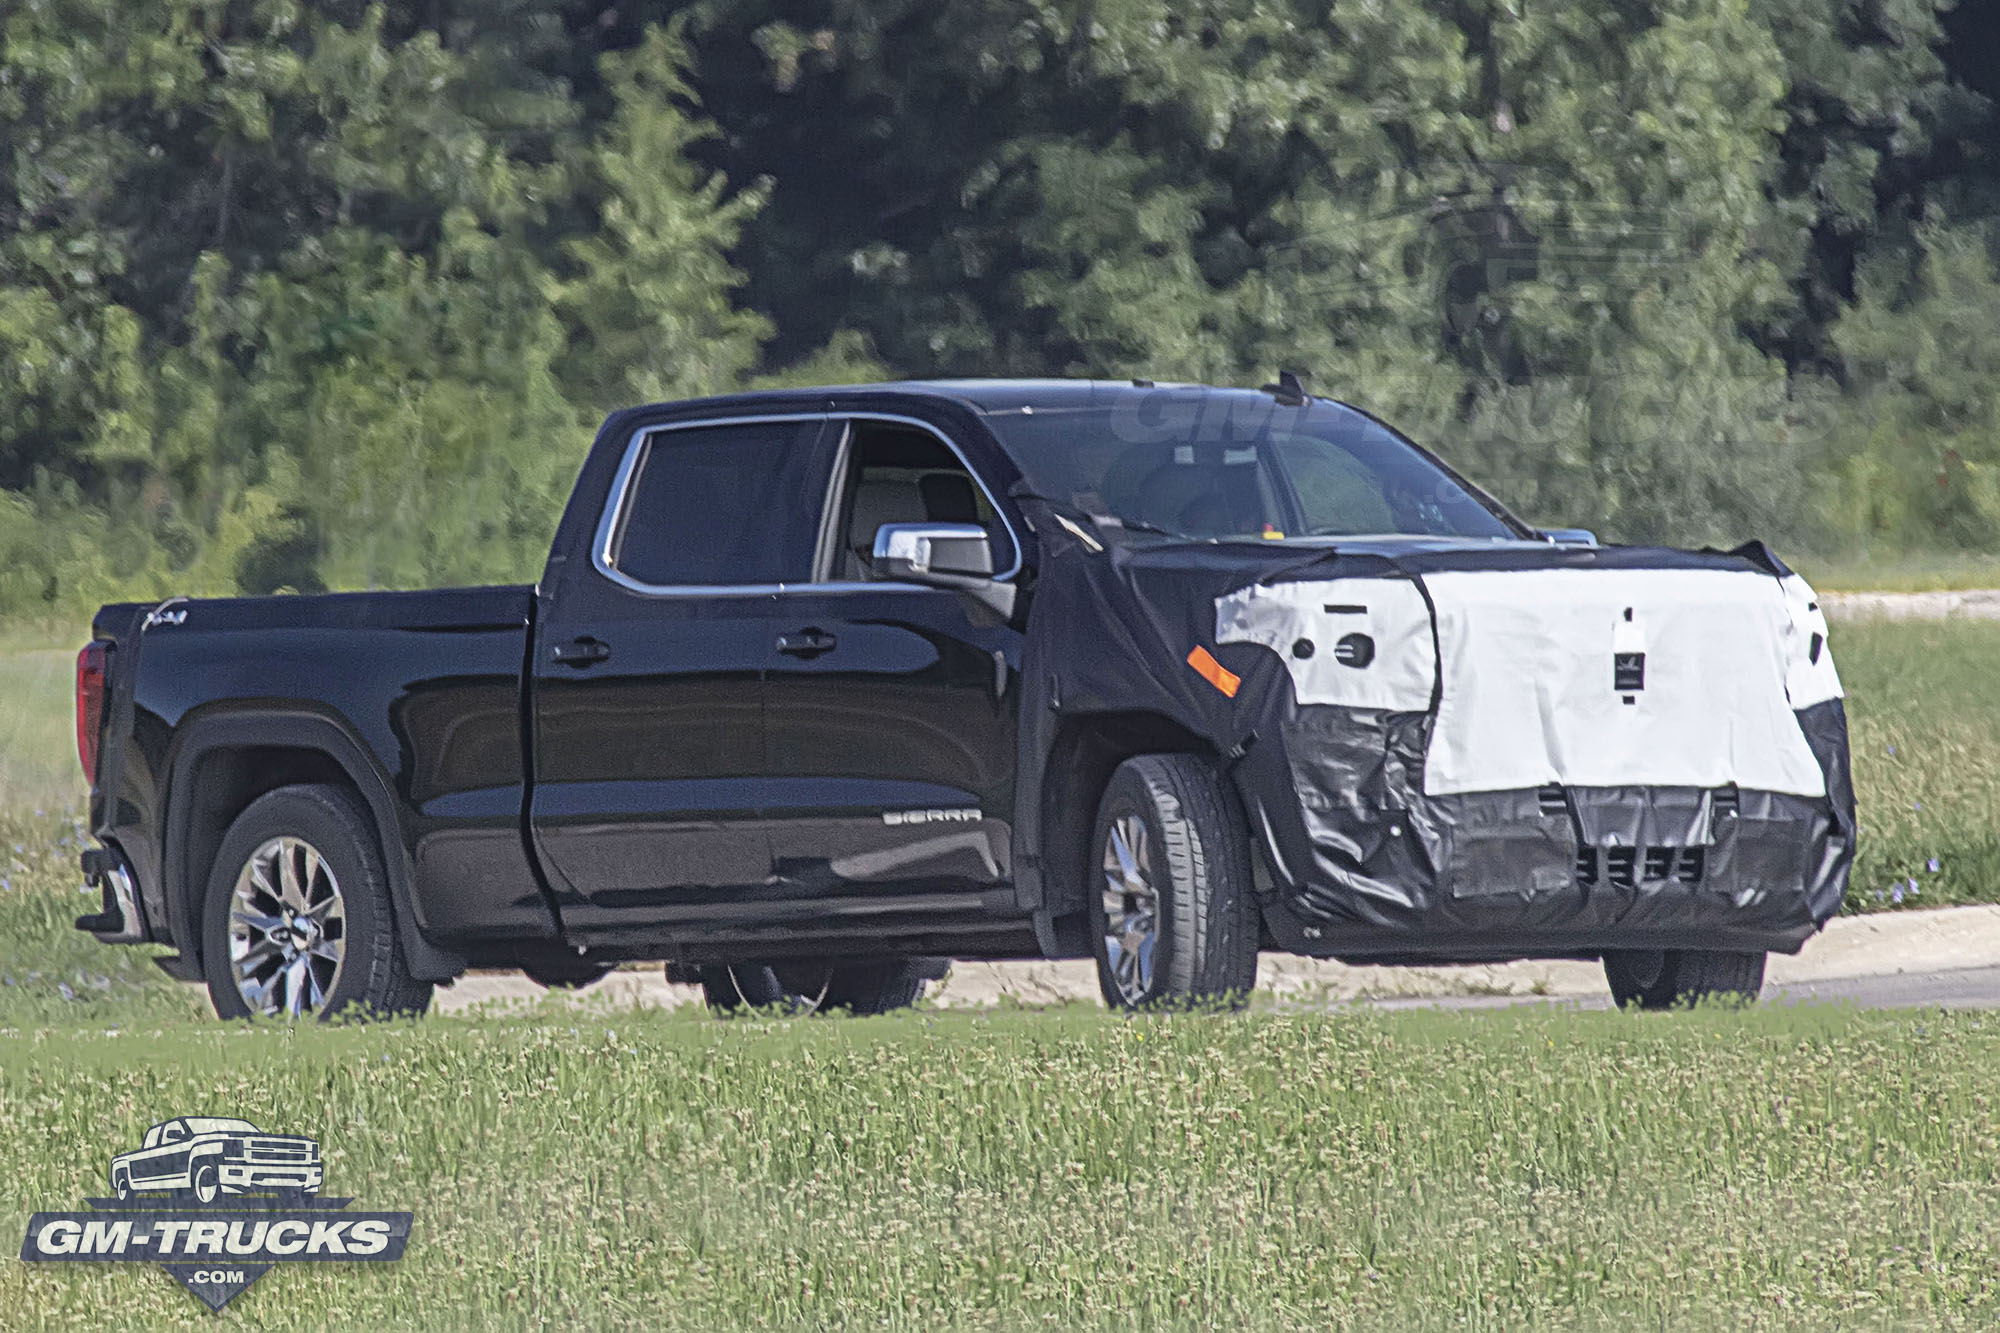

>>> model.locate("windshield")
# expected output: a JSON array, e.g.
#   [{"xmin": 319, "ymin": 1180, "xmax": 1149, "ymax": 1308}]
[
  {"xmin": 181, "ymin": 1118, "xmax": 258, "ymax": 1135},
  {"xmin": 987, "ymin": 393, "xmax": 1522, "ymax": 542}
]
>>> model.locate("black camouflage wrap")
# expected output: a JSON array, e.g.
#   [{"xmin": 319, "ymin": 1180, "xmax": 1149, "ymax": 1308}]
[{"xmin": 1015, "ymin": 525, "xmax": 1856, "ymax": 962}]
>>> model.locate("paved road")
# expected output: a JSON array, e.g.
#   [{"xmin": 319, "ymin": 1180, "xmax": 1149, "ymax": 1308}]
[{"xmin": 1374, "ymin": 965, "xmax": 2000, "ymax": 1013}]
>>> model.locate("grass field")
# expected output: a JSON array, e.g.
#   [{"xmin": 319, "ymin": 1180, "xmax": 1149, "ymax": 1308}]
[
  {"xmin": 4, "ymin": 1005, "xmax": 2000, "ymax": 1328},
  {"xmin": 1794, "ymin": 552, "xmax": 2000, "ymax": 593},
  {"xmin": 0, "ymin": 616, "xmax": 1997, "ymax": 1327},
  {"xmin": 1840, "ymin": 619, "xmax": 2000, "ymax": 909}
]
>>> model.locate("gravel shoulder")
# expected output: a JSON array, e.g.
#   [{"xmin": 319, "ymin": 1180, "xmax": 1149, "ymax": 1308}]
[{"xmin": 1821, "ymin": 588, "xmax": 2000, "ymax": 620}]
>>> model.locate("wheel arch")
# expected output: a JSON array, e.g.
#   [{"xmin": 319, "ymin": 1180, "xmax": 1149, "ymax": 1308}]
[
  {"xmin": 1030, "ymin": 710, "xmax": 1217, "ymax": 957},
  {"xmin": 163, "ymin": 710, "xmax": 464, "ymax": 983}
]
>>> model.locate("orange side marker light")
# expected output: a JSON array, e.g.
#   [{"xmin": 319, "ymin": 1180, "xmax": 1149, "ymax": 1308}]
[{"xmin": 1187, "ymin": 645, "xmax": 1241, "ymax": 698}]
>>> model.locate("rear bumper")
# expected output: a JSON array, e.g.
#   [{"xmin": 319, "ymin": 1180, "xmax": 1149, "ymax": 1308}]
[{"xmin": 74, "ymin": 846, "xmax": 148, "ymax": 944}]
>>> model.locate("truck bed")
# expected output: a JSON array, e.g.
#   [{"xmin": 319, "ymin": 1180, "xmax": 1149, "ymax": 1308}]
[{"xmin": 91, "ymin": 585, "xmax": 542, "ymax": 975}]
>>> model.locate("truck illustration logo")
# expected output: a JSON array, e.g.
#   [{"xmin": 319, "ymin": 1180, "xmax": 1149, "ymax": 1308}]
[
  {"xmin": 110, "ymin": 1117, "xmax": 323, "ymax": 1205},
  {"xmin": 19, "ymin": 1113, "xmax": 411, "ymax": 1312}
]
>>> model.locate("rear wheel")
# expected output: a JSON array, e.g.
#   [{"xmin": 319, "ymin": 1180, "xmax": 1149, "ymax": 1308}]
[
  {"xmin": 200, "ymin": 785, "xmax": 433, "ymax": 1022},
  {"xmin": 1603, "ymin": 949, "xmax": 1766, "ymax": 1010},
  {"xmin": 520, "ymin": 958, "xmax": 615, "ymax": 990},
  {"xmin": 1088, "ymin": 754, "xmax": 1258, "ymax": 1011},
  {"xmin": 191, "ymin": 1164, "xmax": 220, "ymax": 1205},
  {"xmin": 692, "ymin": 960, "xmax": 938, "ymax": 1016}
]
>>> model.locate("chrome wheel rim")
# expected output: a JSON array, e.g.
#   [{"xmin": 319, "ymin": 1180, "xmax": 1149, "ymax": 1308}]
[
  {"xmin": 1101, "ymin": 812, "xmax": 1159, "ymax": 1005},
  {"xmin": 229, "ymin": 836, "xmax": 346, "ymax": 1018}
]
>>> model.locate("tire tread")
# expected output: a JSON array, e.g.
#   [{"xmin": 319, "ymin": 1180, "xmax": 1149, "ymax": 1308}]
[{"xmin": 1094, "ymin": 753, "xmax": 1259, "ymax": 1008}]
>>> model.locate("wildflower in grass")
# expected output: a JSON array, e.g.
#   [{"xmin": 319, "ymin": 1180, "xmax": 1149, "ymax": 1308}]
[
  {"xmin": 1928, "ymin": 858, "xmax": 1941, "ymax": 873},
  {"xmin": 1892, "ymin": 884, "xmax": 1905, "ymax": 904}
]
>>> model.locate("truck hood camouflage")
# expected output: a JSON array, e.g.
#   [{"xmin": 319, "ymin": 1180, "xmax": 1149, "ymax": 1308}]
[{"xmin": 1018, "ymin": 527, "xmax": 1854, "ymax": 961}]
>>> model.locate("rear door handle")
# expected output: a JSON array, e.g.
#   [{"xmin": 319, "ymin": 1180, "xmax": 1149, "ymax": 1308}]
[
  {"xmin": 776, "ymin": 630, "xmax": 838, "ymax": 658},
  {"xmin": 552, "ymin": 636, "xmax": 612, "ymax": 667}
]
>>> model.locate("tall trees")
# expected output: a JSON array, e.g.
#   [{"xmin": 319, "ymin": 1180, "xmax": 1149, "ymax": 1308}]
[{"xmin": 0, "ymin": 0, "xmax": 1994, "ymax": 617}]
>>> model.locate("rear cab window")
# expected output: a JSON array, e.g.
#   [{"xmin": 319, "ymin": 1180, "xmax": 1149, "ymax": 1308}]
[{"xmin": 602, "ymin": 418, "xmax": 825, "ymax": 588}]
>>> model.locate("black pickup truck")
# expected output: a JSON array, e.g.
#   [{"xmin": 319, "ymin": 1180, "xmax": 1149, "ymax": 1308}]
[{"xmin": 73, "ymin": 379, "xmax": 1854, "ymax": 1019}]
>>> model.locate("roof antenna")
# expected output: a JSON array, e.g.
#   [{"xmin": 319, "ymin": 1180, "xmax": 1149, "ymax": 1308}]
[{"xmin": 1260, "ymin": 370, "xmax": 1307, "ymax": 406}]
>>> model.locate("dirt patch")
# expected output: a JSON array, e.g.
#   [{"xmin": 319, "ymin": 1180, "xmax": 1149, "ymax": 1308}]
[{"xmin": 1821, "ymin": 589, "xmax": 2000, "ymax": 620}]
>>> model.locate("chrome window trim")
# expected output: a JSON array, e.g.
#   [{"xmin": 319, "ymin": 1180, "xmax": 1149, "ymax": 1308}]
[{"xmin": 589, "ymin": 410, "xmax": 1023, "ymax": 598}]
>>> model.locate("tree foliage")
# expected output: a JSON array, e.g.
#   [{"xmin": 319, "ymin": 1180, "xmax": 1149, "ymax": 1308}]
[{"xmin": 0, "ymin": 0, "xmax": 1992, "ymax": 620}]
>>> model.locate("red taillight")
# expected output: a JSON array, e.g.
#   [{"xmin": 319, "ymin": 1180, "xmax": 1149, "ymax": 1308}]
[{"xmin": 75, "ymin": 642, "xmax": 107, "ymax": 787}]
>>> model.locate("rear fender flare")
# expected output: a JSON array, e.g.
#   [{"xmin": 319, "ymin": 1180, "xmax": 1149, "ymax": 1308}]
[{"xmin": 163, "ymin": 710, "xmax": 465, "ymax": 983}]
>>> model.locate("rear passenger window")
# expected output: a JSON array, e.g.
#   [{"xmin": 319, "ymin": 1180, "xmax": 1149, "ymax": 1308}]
[{"xmin": 608, "ymin": 420, "xmax": 823, "ymax": 587}]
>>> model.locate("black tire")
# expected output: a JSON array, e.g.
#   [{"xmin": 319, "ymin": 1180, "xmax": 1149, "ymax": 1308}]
[
  {"xmin": 521, "ymin": 958, "xmax": 616, "ymax": 990},
  {"xmin": 191, "ymin": 1164, "xmax": 220, "ymax": 1205},
  {"xmin": 695, "ymin": 964, "xmax": 798, "ymax": 1013},
  {"xmin": 693, "ymin": 960, "xmax": 938, "ymax": 1016},
  {"xmin": 1603, "ymin": 949, "xmax": 1766, "ymax": 1010},
  {"xmin": 1087, "ymin": 754, "xmax": 1259, "ymax": 1011},
  {"xmin": 820, "ymin": 960, "xmax": 938, "ymax": 1015},
  {"xmin": 200, "ymin": 784, "xmax": 433, "ymax": 1022},
  {"xmin": 110, "ymin": 1167, "xmax": 132, "ymax": 1200}
]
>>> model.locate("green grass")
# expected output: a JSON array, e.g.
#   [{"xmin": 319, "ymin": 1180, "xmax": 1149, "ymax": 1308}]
[
  {"xmin": 5, "ymin": 1005, "xmax": 2000, "ymax": 1329},
  {"xmin": 0, "ymin": 639, "xmax": 85, "ymax": 812},
  {"xmin": 1796, "ymin": 551, "xmax": 2000, "ymax": 593},
  {"xmin": 1840, "ymin": 620, "xmax": 2000, "ymax": 910}
]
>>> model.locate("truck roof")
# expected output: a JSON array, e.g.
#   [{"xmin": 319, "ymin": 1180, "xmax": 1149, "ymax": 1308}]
[{"xmin": 620, "ymin": 377, "xmax": 1305, "ymax": 419}]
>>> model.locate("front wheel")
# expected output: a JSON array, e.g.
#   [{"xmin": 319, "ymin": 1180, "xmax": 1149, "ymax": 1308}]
[
  {"xmin": 191, "ymin": 1164, "xmax": 220, "ymax": 1205},
  {"xmin": 1603, "ymin": 949, "xmax": 1766, "ymax": 1010},
  {"xmin": 1088, "ymin": 754, "xmax": 1259, "ymax": 1011}
]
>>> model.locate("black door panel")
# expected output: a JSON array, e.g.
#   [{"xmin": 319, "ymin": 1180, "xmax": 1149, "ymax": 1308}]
[
  {"xmin": 531, "ymin": 605, "xmax": 776, "ymax": 913},
  {"xmin": 763, "ymin": 588, "xmax": 1018, "ymax": 895},
  {"xmin": 530, "ymin": 416, "xmax": 832, "ymax": 923}
]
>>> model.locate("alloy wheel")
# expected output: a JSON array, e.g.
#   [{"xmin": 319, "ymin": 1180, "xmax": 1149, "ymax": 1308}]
[
  {"xmin": 228, "ymin": 836, "xmax": 347, "ymax": 1018},
  {"xmin": 1100, "ymin": 812, "xmax": 1160, "ymax": 1005}
]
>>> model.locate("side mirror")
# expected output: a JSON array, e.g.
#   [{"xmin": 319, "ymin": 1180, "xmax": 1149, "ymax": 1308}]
[
  {"xmin": 1539, "ymin": 527, "xmax": 1599, "ymax": 547},
  {"xmin": 872, "ymin": 522, "xmax": 1015, "ymax": 617}
]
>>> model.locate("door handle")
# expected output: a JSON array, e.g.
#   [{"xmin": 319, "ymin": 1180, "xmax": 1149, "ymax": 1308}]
[
  {"xmin": 552, "ymin": 636, "xmax": 612, "ymax": 667},
  {"xmin": 776, "ymin": 630, "xmax": 838, "ymax": 658}
]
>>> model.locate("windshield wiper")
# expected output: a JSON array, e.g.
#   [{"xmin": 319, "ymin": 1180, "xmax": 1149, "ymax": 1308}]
[{"xmin": 1091, "ymin": 515, "xmax": 1180, "ymax": 538}]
